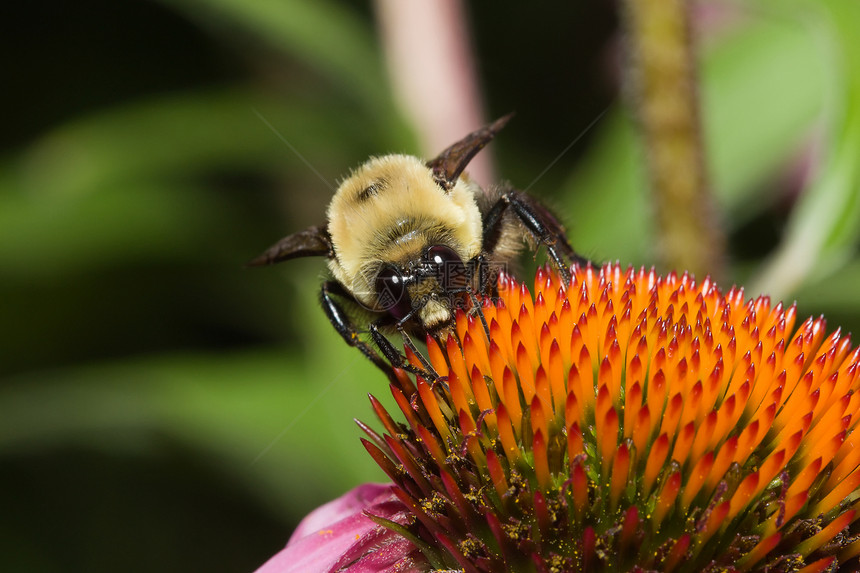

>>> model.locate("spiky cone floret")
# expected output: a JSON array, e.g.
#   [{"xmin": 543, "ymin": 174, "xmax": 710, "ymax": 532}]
[{"xmin": 359, "ymin": 263, "xmax": 860, "ymax": 573}]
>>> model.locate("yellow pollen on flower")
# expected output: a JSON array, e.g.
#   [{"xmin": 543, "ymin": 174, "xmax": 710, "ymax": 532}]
[{"xmin": 415, "ymin": 424, "xmax": 446, "ymax": 467}]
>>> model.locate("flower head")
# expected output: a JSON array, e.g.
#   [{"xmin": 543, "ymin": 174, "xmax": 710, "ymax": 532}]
[{"xmin": 361, "ymin": 263, "xmax": 860, "ymax": 572}]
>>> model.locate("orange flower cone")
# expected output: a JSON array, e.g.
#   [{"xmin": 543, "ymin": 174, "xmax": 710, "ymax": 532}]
[{"xmin": 361, "ymin": 263, "xmax": 860, "ymax": 572}]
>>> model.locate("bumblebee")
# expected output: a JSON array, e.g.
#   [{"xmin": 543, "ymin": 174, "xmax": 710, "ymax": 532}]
[{"xmin": 251, "ymin": 115, "xmax": 585, "ymax": 381}]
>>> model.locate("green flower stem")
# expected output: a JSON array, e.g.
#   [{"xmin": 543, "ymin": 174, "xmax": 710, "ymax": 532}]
[{"xmin": 620, "ymin": 0, "xmax": 725, "ymax": 278}]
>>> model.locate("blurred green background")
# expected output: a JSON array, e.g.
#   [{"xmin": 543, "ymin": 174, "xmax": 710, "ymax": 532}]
[{"xmin": 2, "ymin": 1, "xmax": 859, "ymax": 571}]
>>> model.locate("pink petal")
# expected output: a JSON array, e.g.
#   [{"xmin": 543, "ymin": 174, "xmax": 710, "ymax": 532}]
[{"xmin": 254, "ymin": 483, "xmax": 428, "ymax": 573}]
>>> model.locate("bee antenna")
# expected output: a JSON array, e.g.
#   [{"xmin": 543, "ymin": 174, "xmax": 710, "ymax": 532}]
[
  {"xmin": 246, "ymin": 224, "xmax": 333, "ymax": 267},
  {"xmin": 426, "ymin": 113, "xmax": 514, "ymax": 191}
]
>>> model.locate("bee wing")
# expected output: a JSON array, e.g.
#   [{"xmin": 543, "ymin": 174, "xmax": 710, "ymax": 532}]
[
  {"xmin": 247, "ymin": 224, "xmax": 333, "ymax": 266},
  {"xmin": 426, "ymin": 113, "xmax": 514, "ymax": 191}
]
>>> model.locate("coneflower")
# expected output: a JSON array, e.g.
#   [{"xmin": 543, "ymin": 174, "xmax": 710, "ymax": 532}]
[{"xmin": 258, "ymin": 263, "xmax": 860, "ymax": 572}]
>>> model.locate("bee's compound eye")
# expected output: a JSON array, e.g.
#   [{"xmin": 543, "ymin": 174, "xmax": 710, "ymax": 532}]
[
  {"xmin": 426, "ymin": 245, "xmax": 461, "ymax": 267},
  {"xmin": 426, "ymin": 245, "xmax": 468, "ymax": 290},
  {"xmin": 375, "ymin": 265, "xmax": 412, "ymax": 321}
]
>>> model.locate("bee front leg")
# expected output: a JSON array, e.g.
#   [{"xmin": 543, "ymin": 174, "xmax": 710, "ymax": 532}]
[
  {"xmin": 447, "ymin": 265, "xmax": 492, "ymax": 343},
  {"xmin": 483, "ymin": 188, "xmax": 590, "ymax": 285},
  {"xmin": 319, "ymin": 281, "xmax": 399, "ymax": 384},
  {"xmin": 469, "ymin": 253, "xmax": 493, "ymax": 298}
]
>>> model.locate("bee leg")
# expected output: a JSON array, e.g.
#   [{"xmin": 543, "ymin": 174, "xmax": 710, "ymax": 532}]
[
  {"xmin": 319, "ymin": 281, "xmax": 399, "ymax": 384},
  {"xmin": 396, "ymin": 323, "xmax": 448, "ymax": 382},
  {"xmin": 474, "ymin": 253, "xmax": 495, "ymax": 297},
  {"xmin": 368, "ymin": 322, "xmax": 443, "ymax": 384},
  {"xmin": 471, "ymin": 253, "xmax": 494, "ymax": 340},
  {"xmin": 467, "ymin": 292, "xmax": 491, "ymax": 342},
  {"xmin": 483, "ymin": 188, "xmax": 590, "ymax": 285},
  {"xmin": 448, "ymin": 282, "xmax": 491, "ymax": 343}
]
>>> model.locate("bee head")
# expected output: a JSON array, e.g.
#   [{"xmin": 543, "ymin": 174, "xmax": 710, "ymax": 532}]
[{"xmin": 372, "ymin": 244, "xmax": 471, "ymax": 331}]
